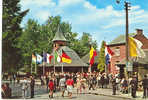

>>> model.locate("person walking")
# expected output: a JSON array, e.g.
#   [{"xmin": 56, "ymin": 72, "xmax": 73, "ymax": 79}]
[
  {"xmin": 122, "ymin": 78, "xmax": 128, "ymax": 94},
  {"xmin": 112, "ymin": 76, "xmax": 117, "ymax": 95},
  {"xmin": 66, "ymin": 76, "xmax": 74, "ymax": 99},
  {"xmin": 22, "ymin": 77, "xmax": 28, "ymax": 99},
  {"xmin": 81, "ymin": 76, "xmax": 87, "ymax": 94},
  {"xmin": 100, "ymin": 74, "xmax": 105, "ymax": 88},
  {"xmin": 59, "ymin": 75, "xmax": 66, "ymax": 97},
  {"xmin": 76, "ymin": 75, "xmax": 81, "ymax": 94},
  {"xmin": 45, "ymin": 75, "xmax": 49, "ymax": 92},
  {"xmin": 142, "ymin": 75, "xmax": 148, "ymax": 98},
  {"xmin": 30, "ymin": 75, "xmax": 35, "ymax": 98},
  {"xmin": 40, "ymin": 76, "xmax": 44, "ymax": 86},
  {"xmin": 130, "ymin": 76, "xmax": 137, "ymax": 98},
  {"xmin": 48, "ymin": 79, "xmax": 54, "ymax": 98},
  {"xmin": 89, "ymin": 75, "xmax": 94, "ymax": 93},
  {"xmin": 13, "ymin": 74, "xmax": 16, "ymax": 85}
]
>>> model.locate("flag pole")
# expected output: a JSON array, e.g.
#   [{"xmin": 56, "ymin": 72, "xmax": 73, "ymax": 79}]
[
  {"xmin": 105, "ymin": 64, "xmax": 106, "ymax": 73},
  {"xmin": 54, "ymin": 50, "xmax": 55, "ymax": 73},
  {"xmin": 105, "ymin": 64, "xmax": 108, "ymax": 74},
  {"xmin": 89, "ymin": 64, "xmax": 91, "ymax": 73},
  {"xmin": 62, "ymin": 63, "xmax": 63, "ymax": 73},
  {"xmin": 35, "ymin": 60, "xmax": 37, "ymax": 74},
  {"xmin": 43, "ymin": 51, "xmax": 45, "ymax": 75}
]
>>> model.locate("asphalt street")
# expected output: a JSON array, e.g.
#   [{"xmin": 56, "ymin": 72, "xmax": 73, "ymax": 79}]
[
  {"xmin": 2, "ymin": 81, "xmax": 143, "ymax": 100},
  {"xmin": 30, "ymin": 92, "xmax": 132, "ymax": 100},
  {"xmin": 8, "ymin": 85, "xmax": 132, "ymax": 100}
]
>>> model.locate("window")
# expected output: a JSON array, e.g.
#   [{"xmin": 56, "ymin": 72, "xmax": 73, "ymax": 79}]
[{"xmin": 115, "ymin": 47, "xmax": 120, "ymax": 56}]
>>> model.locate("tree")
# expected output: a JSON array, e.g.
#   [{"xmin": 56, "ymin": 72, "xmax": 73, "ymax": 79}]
[
  {"xmin": 70, "ymin": 32, "xmax": 97, "ymax": 57},
  {"xmin": 17, "ymin": 16, "xmax": 75, "ymax": 72},
  {"xmin": 97, "ymin": 41, "xmax": 105, "ymax": 72},
  {"xmin": 2, "ymin": 0, "xmax": 29, "ymax": 73},
  {"xmin": 17, "ymin": 15, "xmax": 98, "ymax": 72}
]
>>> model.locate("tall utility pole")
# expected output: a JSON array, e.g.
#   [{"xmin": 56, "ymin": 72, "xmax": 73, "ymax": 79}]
[
  {"xmin": 116, "ymin": 0, "xmax": 131, "ymax": 76},
  {"xmin": 125, "ymin": 1, "xmax": 130, "ymax": 65},
  {"xmin": 116, "ymin": 1, "xmax": 130, "ymax": 62}
]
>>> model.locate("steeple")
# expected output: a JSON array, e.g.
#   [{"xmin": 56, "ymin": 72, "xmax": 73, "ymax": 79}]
[
  {"xmin": 52, "ymin": 26, "xmax": 67, "ymax": 42},
  {"xmin": 52, "ymin": 26, "xmax": 67, "ymax": 50}
]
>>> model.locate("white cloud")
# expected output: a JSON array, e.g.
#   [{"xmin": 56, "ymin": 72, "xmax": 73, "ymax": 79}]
[
  {"xmin": 20, "ymin": 0, "xmax": 148, "ymax": 48},
  {"xmin": 131, "ymin": 5, "xmax": 140, "ymax": 11},
  {"xmin": 20, "ymin": 0, "xmax": 56, "ymax": 8},
  {"xmin": 35, "ymin": 11, "xmax": 51, "ymax": 22},
  {"xmin": 59, "ymin": 0, "xmax": 83, "ymax": 7},
  {"xmin": 102, "ymin": 5, "xmax": 148, "ymax": 29},
  {"xmin": 83, "ymin": 1, "xmax": 96, "ymax": 10}
]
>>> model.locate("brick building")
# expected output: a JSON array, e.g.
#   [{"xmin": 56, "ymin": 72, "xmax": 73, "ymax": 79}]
[{"xmin": 107, "ymin": 29, "xmax": 148, "ymax": 79}]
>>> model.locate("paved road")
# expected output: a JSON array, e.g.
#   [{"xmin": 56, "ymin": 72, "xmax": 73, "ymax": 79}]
[
  {"xmin": 7, "ymin": 92, "xmax": 132, "ymax": 100},
  {"xmin": 9, "ymin": 87, "xmax": 131, "ymax": 100},
  {"xmin": 2, "ymin": 81, "xmax": 143, "ymax": 100}
]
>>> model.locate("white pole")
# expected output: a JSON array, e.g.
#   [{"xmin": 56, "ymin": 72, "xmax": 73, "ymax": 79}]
[
  {"xmin": 82, "ymin": 64, "xmax": 84, "ymax": 73},
  {"xmin": 62, "ymin": 63, "xmax": 63, "ymax": 73},
  {"xmin": 89, "ymin": 65, "xmax": 91, "ymax": 73},
  {"xmin": 54, "ymin": 50, "xmax": 55, "ymax": 73},
  {"xmin": 35, "ymin": 61, "xmax": 37, "ymax": 74},
  {"xmin": 105, "ymin": 64, "xmax": 107, "ymax": 73},
  {"xmin": 43, "ymin": 51, "xmax": 45, "ymax": 75},
  {"xmin": 43, "ymin": 62, "xmax": 45, "ymax": 75}
]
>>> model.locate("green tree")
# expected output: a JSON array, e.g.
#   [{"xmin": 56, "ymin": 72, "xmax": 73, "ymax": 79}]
[
  {"xmin": 17, "ymin": 16, "xmax": 75, "ymax": 72},
  {"xmin": 71, "ymin": 32, "xmax": 97, "ymax": 57},
  {"xmin": 17, "ymin": 15, "xmax": 98, "ymax": 72},
  {"xmin": 2, "ymin": 0, "xmax": 29, "ymax": 73},
  {"xmin": 97, "ymin": 41, "xmax": 105, "ymax": 72}
]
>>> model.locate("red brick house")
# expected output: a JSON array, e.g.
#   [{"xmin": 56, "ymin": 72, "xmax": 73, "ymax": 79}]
[{"xmin": 107, "ymin": 29, "xmax": 148, "ymax": 79}]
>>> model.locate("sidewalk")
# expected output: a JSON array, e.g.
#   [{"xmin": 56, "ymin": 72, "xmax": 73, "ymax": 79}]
[{"xmin": 91, "ymin": 88, "xmax": 144, "ymax": 100}]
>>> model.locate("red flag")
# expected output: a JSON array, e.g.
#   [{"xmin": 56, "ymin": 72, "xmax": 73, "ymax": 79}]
[
  {"xmin": 61, "ymin": 50, "xmax": 72, "ymax": 63},
  {"xmin": 47, "ymin": 53, "xmax": 53, "ymax": 64},
  {"xmin": 49, "ymin": 55, "xmax": 53, "ymax": 63}
]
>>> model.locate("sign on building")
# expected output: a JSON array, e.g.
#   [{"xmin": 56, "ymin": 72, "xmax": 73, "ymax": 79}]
[{"xmin": 126, "ymin": 61, "xmax": 133, "ymax": 72}]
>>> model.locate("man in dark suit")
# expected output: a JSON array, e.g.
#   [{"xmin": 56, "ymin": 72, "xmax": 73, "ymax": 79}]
[
  {"xmin": 130, "ymin": 76, "xmax": 137, "ymax": 98},
  {"xmin": 30, "ymin": 75, "xmax": 35, "ymax": 98},
  {"xmin": 112, "ymin": 76, "xmax": 117, "ymax": 95},
  {"xmin": 142, "ymin": 75, "xmax": 148, "ymax": 98}
]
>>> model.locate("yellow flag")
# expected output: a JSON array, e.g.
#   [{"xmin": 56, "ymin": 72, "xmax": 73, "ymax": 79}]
[
  {"xmin": 129, "ymin": 37, "xmax": 137, "ymax": 57},
  {"xmin": 89, "ymin": 47, "xmax": 94, "ymax": 59},
  {"xmin": 129, "ymin": 37, "xmax": 145, "ymax": 58}
]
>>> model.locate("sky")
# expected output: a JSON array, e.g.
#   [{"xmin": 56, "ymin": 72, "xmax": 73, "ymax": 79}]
[{"xmin": 19, "ymin": 0, "xmax": 148, "ymax": 49}]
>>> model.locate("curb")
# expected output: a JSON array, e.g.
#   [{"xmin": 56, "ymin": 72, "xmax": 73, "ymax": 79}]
[{"xmin": 91, "ymin": 93, "xmax": 132, "ymax": 100}]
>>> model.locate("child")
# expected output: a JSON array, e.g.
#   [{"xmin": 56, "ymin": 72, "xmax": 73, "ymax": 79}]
[
  {"xmin": 66, "ymin": 76, "xmax": 74, "ymax": 99},
  {"xmin": 48, "ymin": 79, "xmax": 54, "ymax": 98}
]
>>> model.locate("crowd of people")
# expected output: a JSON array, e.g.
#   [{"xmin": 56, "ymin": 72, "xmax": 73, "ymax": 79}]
[
  {"xmin": 39, "ymin": 71, "xmax": 148, "ymax": 99},
  {"xmin": 1, "ymin": 71, "xmax": 148, "ymax": 99}
]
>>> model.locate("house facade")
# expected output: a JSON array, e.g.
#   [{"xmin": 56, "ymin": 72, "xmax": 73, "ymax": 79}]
[{"xmin": 108, "ymin": 29, "xmax": 148, "ymax": 79}]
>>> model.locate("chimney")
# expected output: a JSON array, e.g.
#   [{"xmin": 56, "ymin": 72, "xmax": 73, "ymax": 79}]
[{"xmin": 136, "ymin": 29, "xmax": 143, "ymax": 35}]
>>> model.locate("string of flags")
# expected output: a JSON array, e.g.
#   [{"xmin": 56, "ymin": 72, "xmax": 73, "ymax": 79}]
[{"xmin": 32, "ymin": 50, "xmax": 72, "ymax": 64}]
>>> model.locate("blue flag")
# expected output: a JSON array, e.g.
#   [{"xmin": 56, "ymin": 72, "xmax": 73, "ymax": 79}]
[{"xmin": 43, "ymin": 52, "xmax": 47, "ymax": 62}]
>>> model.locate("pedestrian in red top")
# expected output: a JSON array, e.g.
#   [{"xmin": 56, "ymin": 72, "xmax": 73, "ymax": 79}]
[
  {"xmin": 48, "ymin": 79, "xmax": 54, "ymax": 98},
  {"xmin": 66, "ymin": 76, "xmax": 74, "ymax": 99}
]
